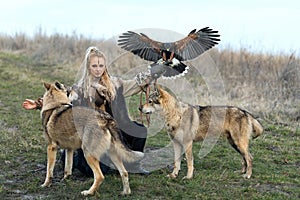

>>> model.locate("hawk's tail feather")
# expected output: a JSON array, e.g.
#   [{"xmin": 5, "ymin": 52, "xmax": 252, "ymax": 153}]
[{"xmin": 162, "ymin": 62, "xmax": 189, "ymax": 79}]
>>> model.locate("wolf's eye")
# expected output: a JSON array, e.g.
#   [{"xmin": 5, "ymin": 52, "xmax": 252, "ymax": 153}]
[{"xmin": 148, "ymin": 99, "xmax": 153, "ymax": 103}]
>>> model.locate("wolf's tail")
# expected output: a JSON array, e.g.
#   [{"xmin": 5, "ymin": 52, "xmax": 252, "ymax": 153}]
[
  {"xmin": 250, "ymin": 117, "xmax": 264, "ymax": 139},
  {"xmin": 112, "ymin": 138, "xmax": 144, "ymax": 163}
]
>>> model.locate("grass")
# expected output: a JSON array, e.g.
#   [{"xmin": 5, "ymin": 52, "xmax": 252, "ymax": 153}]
[{"xmin": 0, "ymin": 51, "xmax": 299, "ymax": 200}]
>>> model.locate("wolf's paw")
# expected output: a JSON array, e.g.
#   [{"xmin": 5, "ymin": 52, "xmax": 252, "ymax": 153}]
[
  {"xmin": 167, "ymin": 173, "xmax": 177, "ymax": 179},
  {"xmin": 81, "ymin": 190, "xmax": 94, "ymax": 196},
  {"xmin": 243, "ymin": 173, "xmax": 251, "ymax": 179},
  {"xmin": 61, "ymin": 173, "xmax": 71, "ymax": 181},
  {"xmin": 241, "ymin": 168, "xmax": 246, "ymax": 174},
  {"xmin": 234, "ymin": 170, "xmax": 243, "ymax": 174},
  {"xmin": 182, "ymin": 175, "xmax": 192, "ymax": 180},
  {"xmin": 41, "ymin": 182, "xmax": 51, "ymax": 188},
  {"xmin": 120, "ymin": 188, "xmax": 131, "ymax": 195}
]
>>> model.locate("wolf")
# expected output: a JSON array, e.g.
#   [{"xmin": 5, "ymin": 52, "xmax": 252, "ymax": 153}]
[
  {"xmin": 139, "ymin": 85, "xmax": 263, "ymax": 179},
  {"xmin": 40, "ymin": 81, "xmax": 144, "ymax": 196}
]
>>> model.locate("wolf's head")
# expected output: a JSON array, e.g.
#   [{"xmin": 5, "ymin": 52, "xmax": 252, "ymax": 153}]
[
  {"xmin": 42, "ymin": 81, "xmax": 71, "ymax": 111},
  {"xmin": 139, "ymin": 86, "xmax": 166, "ymax": 114}
]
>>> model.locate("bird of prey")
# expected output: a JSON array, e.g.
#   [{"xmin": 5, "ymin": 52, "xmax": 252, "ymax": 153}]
[{"xmin": 118, "ymin": 27, "xmax": 220, "ymax": 79}]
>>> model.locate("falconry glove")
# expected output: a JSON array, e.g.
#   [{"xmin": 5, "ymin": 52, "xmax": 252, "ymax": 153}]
[{"xmin": 135, "ymin": 70, "xmax": 152, "ymax": 86}]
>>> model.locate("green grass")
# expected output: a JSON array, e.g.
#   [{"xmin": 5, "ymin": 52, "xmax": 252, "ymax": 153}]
[{"xmin": 0, "ymin": 52, "xmax": 299, "ymax": 199}]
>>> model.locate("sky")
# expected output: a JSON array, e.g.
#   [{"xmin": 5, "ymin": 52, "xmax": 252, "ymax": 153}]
[{"xmin": 1, "ymin": 0, "xmax": 299, "ymax": 55}]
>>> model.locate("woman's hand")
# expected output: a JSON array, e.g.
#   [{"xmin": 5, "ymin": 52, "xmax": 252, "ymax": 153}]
[
  {"xmin": 91, "ymin": 83, "xmax": 108, "ymax": 96},
  {"xmin": 22, "ymin": 99, "xmax": 37, "ymax": 110},
  {"xmin": 91, "ymin": 83, "xmax": 107, "ymax": 91},
  {"xmin": 135, "ymin": 70, "xmax": 153, "ymax": 86}
]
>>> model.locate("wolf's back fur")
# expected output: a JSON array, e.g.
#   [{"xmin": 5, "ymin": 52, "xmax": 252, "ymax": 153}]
[{"xmin": 193, "ymin": 105, "xmax": 263, "ymax": 141}]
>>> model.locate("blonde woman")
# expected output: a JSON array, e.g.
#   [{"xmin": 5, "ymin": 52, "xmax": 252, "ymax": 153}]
[{"xmin": 23, "ymin": 46, "xmax": 152, "ymax": 175}]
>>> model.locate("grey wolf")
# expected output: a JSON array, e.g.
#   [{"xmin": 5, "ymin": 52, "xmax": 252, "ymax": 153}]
[
  {"xmin": 40, "ymin": 81, "xmax": 143, "ymax": 196},
  {"xmin": 139, "ymin": 86, "xmax": 263, "ymax": 179}
]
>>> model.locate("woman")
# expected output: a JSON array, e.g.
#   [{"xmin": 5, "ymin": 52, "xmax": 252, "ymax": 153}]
[{"xmin": 23, "ymin": 46, "xmax": 152, "ymax": 175}]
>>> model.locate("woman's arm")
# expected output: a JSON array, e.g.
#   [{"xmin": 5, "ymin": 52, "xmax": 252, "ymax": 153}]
[{"xmin": 116, "ymin": 71, "xmax": 152, "ymax": 97}]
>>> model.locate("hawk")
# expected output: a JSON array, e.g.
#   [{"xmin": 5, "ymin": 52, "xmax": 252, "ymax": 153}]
[{"xmin": 118, "ymin": 27, "xmax": 220, "ymax": 79}]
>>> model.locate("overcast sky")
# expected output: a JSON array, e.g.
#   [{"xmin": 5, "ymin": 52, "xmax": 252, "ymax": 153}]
[{"xmin": 1, "ymin": 0, "xmax": 299, "ymax": 55}]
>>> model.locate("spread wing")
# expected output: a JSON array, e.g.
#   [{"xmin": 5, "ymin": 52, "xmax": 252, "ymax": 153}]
[
  {"xmin": 118, "ymin": 27, "xmax": 220, "ymax": 62},
  {"xmin": 173, "ymin": 27, "xmax": 220, "ymax": 61},
  {"xmin": 118, "ymin": 31, "xmax": 164, "ymax": 62}
]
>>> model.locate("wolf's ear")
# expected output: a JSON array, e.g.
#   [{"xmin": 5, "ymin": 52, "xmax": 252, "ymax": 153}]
[
  {"xmin": 55, "ymin": 81, "xmax": 62, "ymax": 90},
  {"xmin": 43, "ymin": 82, "xmax": 51, "ymax": 90}
]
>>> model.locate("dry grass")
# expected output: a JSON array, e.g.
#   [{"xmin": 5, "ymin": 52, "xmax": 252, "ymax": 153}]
[
  {"xmin": 0, "ymin": 30, "xmax": 299, "ymax": 125},
  {"xmin": 214, "ymin": 49, "xmax": 300, "ymax": 125}
]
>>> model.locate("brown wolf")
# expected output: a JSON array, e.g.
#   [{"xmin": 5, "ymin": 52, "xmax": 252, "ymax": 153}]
[
  {"xmin": 40, "ymin": 81, "xmax": 143, "ymax": 196},
  {"xmin": 140, "ymin": 86, "xmax": 263, "ymax": 179}
]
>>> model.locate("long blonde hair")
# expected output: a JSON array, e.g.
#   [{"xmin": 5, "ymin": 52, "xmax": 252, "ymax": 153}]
[{"xmin": 76, "ymin": 46, "xmax": 116, "ymax": 101}]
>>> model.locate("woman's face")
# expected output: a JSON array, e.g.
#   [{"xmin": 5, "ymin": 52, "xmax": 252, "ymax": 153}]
[{"xmin": 88, "ymin": 56, "xmax": 106, "ymax": 78}]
